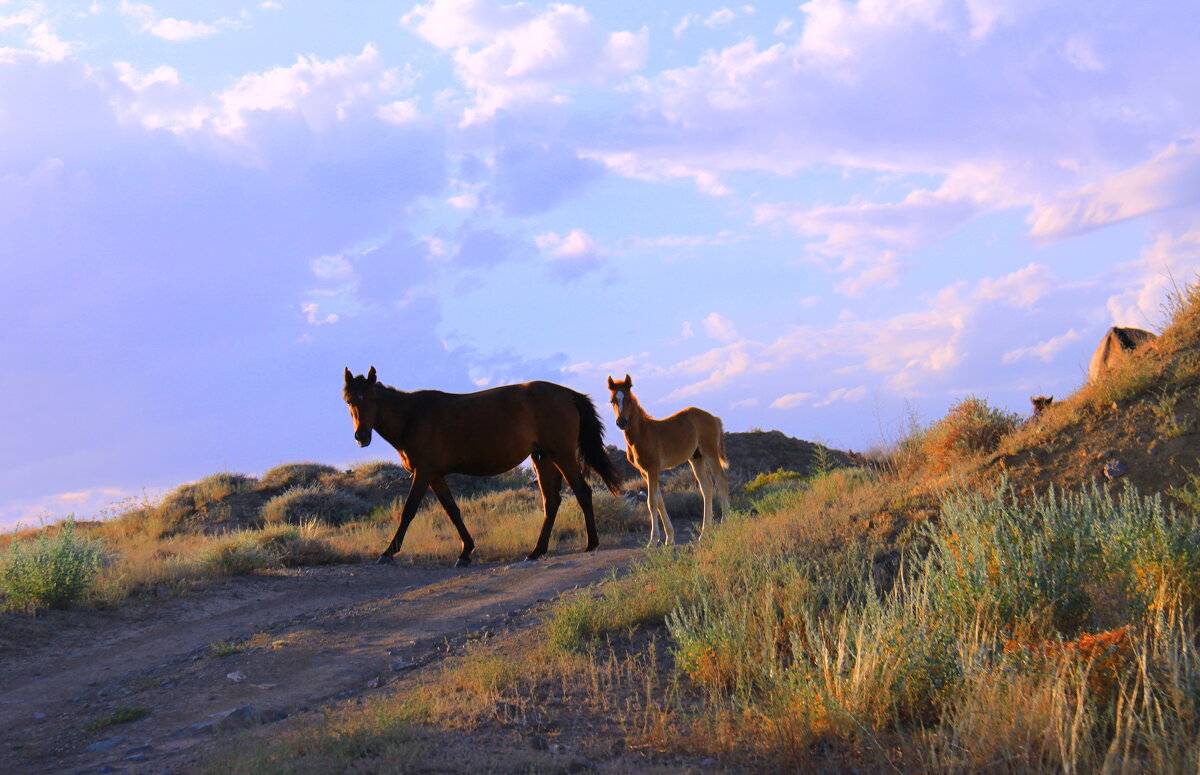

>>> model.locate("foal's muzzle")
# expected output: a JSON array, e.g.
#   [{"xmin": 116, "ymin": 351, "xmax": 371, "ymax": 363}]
[
  {"xmin": 616, "ymin": 417, "xmax": 627, "ymax": 430},
  {"xmin": 355, "ymin": 430, "xmax": 372, "ymax": 447}
]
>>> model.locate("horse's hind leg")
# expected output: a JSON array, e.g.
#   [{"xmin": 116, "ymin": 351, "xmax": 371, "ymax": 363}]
[
  {"xmin": 430, "ymin": 477, "xmax": 474, "ymax": 568},
  {"xmin": 379, "ymin": 473, "xmax": 430, "ymax": 564},
  {"xmin": 689, "ymin": 459, "xmax": 715, "ymax": 538},
  {"xmin": 528, "ymin": 458, "xmax": 564, "ymax": 561},
  {"xmin": 559, "ymin": 461, "xmax": 599, "ymax": 553}
]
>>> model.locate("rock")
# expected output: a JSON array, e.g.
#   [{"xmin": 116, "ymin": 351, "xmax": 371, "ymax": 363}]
[
  {"xmin": 365, "ymin": 676, "xmax": 385, "ymax": 689},
  {"xmin": 211, "ymin": 705, "xmax": 261, "ymax": 731},
  {"xmin": 700, "ymin": 758, "xmax": 718, "ymax": 767},
  {"xmin": 85, "ymin": 735, "xmax": 126, "ymax": 752},
  {"xmin": 226, "ymin": 670, "xmax": 246, "ymax": 683},
  {"xmin": 124, "ymin": 745, "xmax": 153, "ymax": 755},
  {"xmin": 1104, "ymin": 459, "xmax": 1128, "ymax": 480},
  {"xmin": 390, "ymin": 659, "xmax": 421, "ymax": 672}
]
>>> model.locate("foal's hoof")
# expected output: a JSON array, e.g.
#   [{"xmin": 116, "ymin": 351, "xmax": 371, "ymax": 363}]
[
  {"xmin": 376, "ymin": 554, "xmax": 394, "ymax": 565},
  {"xmin": 454, "ymin": 557, "xmax": 472, "ymax": 568}
]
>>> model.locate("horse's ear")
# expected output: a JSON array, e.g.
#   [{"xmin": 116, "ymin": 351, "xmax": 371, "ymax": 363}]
[
  {"xmin": 344, "ymin": 367, "xmax": 353, "ymax": 384},
  {"xmin": 607, "ymin": 376, "xmax": 616, "ymax": 389},
  {"xmin": 367, "ymin": 366, "xmax": 377, "ymax": 384},
  {"xmin": 624, "ymin": 373, "xmax": 632, "ymax": 387}
]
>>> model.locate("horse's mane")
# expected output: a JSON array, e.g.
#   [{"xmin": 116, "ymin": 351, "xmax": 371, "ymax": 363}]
[
  {"xmin": 372, "ymin": 383, "xmax": 411, "ymax": 405},
  {"xmin": 628, "ymin": 390, "xmax": 655, "ymax": 421}
]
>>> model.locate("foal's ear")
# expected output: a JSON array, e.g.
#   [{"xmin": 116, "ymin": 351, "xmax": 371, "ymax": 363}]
[
  {"xmin": 344, "ymin": 367, "xmax": 353, "ymax": 384},
  {"xmin": 367, "ymin": 366, "xmax": 377, "ymax": 384},
  {"xmin": 607, "ymin": 376, "xmax": 616, "ymax": 390},
  {"xmin": 624, "ymin": 373, "xmax": 632, "ymax": 387}
]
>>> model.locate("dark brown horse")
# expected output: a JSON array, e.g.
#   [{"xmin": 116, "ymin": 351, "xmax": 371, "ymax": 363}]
[{"xmin": 344, "ymin": 367, "xmax": 621, "ymax": 566}]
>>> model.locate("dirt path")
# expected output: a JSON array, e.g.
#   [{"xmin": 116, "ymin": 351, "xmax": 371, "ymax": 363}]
[{"xmin": 0, "ymin": 542, "xmax": 644, "ymax": 775}]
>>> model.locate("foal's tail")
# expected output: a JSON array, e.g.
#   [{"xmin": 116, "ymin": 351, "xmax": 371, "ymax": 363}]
[
  {"xmin": 572, "ymin": 392, "xmax": 623, "ymax": 496},
  {"xmin": 716, "ymin": 417, "xmax": 730, "ymax": 470}
]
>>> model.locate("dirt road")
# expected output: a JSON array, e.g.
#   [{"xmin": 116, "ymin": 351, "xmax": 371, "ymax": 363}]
[{"xmin": 0, "ymin": 542, "xmax": 644, "ymax": 774}]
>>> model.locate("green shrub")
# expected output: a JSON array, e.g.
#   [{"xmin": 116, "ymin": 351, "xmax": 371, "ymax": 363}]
[
  {"xmin": 743, "ymin": 468, "xmax": 804, "ymax": 495},
  {"xmin": 261, "ymin": 485, "xmax": 372, "ymax": 526},
  {"xmin": 0, "ymin": 519, "xmax": 107, "ymax": 609}
]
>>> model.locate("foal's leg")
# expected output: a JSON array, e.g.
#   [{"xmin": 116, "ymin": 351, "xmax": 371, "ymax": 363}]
[
  {"xmin": 528, "ymin": 458, "xmax": 564, "ymax": 561},
  {"xmin": 429, "ymin": 477, "xmax": 474, "ymax": 568},
  {"xmin": 645, "ymin": 470, "xmax": 675, "ymax": 547},
  {"xmin": 378, "ymin": 472, "xmax": 430, "ymax": 564},
  {"xmin": 689, "ymin": 459, "xmax": 715, "ymax": 538}
]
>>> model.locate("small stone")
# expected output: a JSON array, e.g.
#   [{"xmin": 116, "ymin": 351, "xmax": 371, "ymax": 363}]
[
  {"xmin": 85, "ymin": 735, "xmax": 126, "ymax": 752},
  {"xmin": 226, "ymin": 670, "xmax": 246, "ymax": 683},
  {"xmin": 365, "ymin": 677, "xmax": 383, "ymax": 689},
  {"xmin": 1104, "ymin": 459, "xmax": 1128, "ymax": 480},
  {"xmin": 390, "ymin": 660, "xmax": 421, "ymax": 672}
]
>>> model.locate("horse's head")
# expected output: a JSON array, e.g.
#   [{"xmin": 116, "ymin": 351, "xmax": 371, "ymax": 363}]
[
  {"xmin": 606, "ymin": 374, "xmax": 634, "ymax": 430},
  {"xmin": 1030, "ymin": 395, "xmax": 1054, "ymax": 415},
  {"xmin": 343, "ymin": 366, "xmax": 379, "ymax": 447}
]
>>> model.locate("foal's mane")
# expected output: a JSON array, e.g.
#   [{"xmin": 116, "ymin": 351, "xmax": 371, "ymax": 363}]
[{"xmin": 625, "ymin": 387, "xmax": 654, "ymax": 420}]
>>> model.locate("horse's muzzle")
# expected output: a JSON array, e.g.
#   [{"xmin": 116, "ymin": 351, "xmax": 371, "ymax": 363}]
[
  {"xmin": 616, "ymin": 418, "xmax": 627, "ymax": 430},
  {"xmin": 355, "ymin": 431, "xmax": 372, "ymax": 447}
]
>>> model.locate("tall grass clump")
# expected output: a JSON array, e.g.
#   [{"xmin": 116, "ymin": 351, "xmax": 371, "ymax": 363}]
[
  {"xmin": 914, "ymin": 396, "xmax": 1020, "ymax": 474},
  {"xmin": 261, "ymin": 485, "xmax": 372, "ymax": 526},
  {"xmin": 0, "ymin": 519, "xmax": 107, "ymax": 609}
]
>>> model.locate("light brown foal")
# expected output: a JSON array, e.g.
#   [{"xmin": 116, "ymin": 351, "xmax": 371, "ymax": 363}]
[{"xmin": 607, "ymin": 374, "xmax": 730, "ymax": 544}]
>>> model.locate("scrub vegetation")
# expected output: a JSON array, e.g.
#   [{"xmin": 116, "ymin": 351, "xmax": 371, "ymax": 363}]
[{"xmin": 206, "ymin": 280, "xmax": 1200, "ymax": 773}]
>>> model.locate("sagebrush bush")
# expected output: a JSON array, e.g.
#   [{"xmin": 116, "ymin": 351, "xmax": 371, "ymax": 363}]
[{"xmin": 0, "ymin": 519, "xmax": 107, "ymax": 609}]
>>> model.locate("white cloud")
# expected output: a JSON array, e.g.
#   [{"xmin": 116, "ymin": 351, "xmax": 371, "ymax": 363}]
[
  {"xmin": 535, "ymin": 228, "xmax": 603, "ymax": 279},
  {"xmin": 118, "ymin": 1, "xmax": 222, "ymax": 41},
  {"xmin": 975, "ymin": 263, "xmax": 1056, "ymax": 308},
  {"xmin": 706, "ymin": 8, "xmax": 736, "ymax": 28},
  {"xmin": 770, "ymin": 391, "xmax": 814, "ymax": 409},
  {"xmin": 404, "ymin": 0, "xmax": 647, "ymax": 121},
  {"xmin": 622, "ymin": 230, "xmax": 745, "ymax": 249},
  {"xmin": 1002, "ymin": 328, "xmax": 1082, "ymax": 363},
  {"xmin": 702, "ymin": 312, "xmax": 739, "ymax": 342},
  {"xmin": 1106, "ymin": 225, "xmax": 1200, "ymax": 328},
  {"xmin": 1028, "ymin": 137, "xmax": 1200, "ymax": 241}
]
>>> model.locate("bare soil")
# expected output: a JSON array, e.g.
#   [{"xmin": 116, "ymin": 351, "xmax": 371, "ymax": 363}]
[{"xmin": 0, "ymin": 538, "xmax": 681, "ymax": 775}]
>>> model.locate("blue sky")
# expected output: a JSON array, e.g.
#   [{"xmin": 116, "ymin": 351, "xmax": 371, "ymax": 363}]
[{"xmin": 3, "ymin": 0, "xmax": 1199, "ymax": 528}]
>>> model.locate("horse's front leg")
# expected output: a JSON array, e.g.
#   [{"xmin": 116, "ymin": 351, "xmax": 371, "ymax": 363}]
[
  {"xmin": 377, "ymin": 472, "xmax": 430, "ymax": 564},
  {"xmin": 430, "ymin": 477, "xmax": 474, "ymax": 567}
]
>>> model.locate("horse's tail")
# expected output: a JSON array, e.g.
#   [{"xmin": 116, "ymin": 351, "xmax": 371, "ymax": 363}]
[
  {"xmin": 572, "ymin": 391, "xmax": 622, "ymax": 496},
  {"xmin": 716, "ymin": 417, "xmax": 730, "ymax": 470}
]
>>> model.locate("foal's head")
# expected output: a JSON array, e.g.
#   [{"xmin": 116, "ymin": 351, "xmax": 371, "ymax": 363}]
[
  {"xmin": 606, "ymin": 374, "xmax": 634, "ymax": 430},
  {"xmin": 343, "ymin": 366, "xmax": 379, "ymax": 447}
]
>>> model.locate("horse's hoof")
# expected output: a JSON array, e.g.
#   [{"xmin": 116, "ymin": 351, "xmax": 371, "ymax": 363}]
[
  {"xmin": 584, "ymin": 543, "xmax": 599, "ymax": 553},
  {"xmin": 376, "ymin": 554, "xmax": 394, "ymax": 565},
  {"xmin": 454, "ymin": 557, "xmax": 471, "ymax": 568},
  {"xmin": 524, "ymin": 553, "xmax": 543, "ymax": 562}
]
